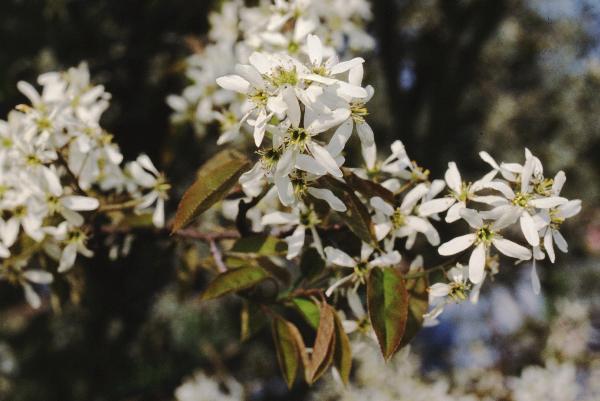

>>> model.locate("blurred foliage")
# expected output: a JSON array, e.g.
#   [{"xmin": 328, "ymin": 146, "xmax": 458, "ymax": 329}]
[{"xmin": 0, "ymin": 0, "xmax": 599, "ymax": 400}]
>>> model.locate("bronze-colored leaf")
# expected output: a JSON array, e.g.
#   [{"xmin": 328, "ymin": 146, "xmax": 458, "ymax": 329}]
[
  {"xmin": 172, "ymin": 149, "xmax": 251, "ymax": 232},
  {"xmin": 306, "ymin": 303, "xmax": 336, "ymax": 384}
]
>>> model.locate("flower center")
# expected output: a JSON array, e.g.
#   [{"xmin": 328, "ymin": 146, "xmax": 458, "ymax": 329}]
[
  {"xmin": 476, "ymin": 225, "xmax": 494, "ymax": 244},
  {"xmin": 512, "ymin": 192, "xmax": 531, "ymax": 208},
  {"xmin": 392, "ymin": 208, "xmax": 406, "ymax": 229}
]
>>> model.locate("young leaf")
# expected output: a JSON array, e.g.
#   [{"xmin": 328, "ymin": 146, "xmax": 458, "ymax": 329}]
[
  {"xmin": 332, "ymin": 308, "xmax": 352, "ymax": 385},
  {"xmin": 291, "ymin": 297, "xmax": 321, "ymax": 329},
  {"xmin": 319, "ymin": 176, "xmax": 376, "ymax": 245},
  {"xmin": 172, "ymin": 149, "xmax": 251, "ymax": 232},
  {"xmin": 400, "ymin": 275, "xmax": 429, "ymax": 348},
  {"xmin": 272, "ymin": 316, "xmax": 302, "ymax": 388},
  {"xmin": 306, "ymin": 303, "xmax": 336, "ymax": 384},
  {"xmin": 367, "ymin": 267, "xmax": 409, "ymax": 360},
  {"xmin": 201, "ymin": 265, "xmax": 270, "ymax": 300},
  {"xmin": 255, "ymin": 257, "xmax": 291, "ymax": 286},
  {"xmin": 342, "ymin": 169, "xmax": 395, "ymax": 205},
  {"xmin": 229, "ymin": 235, "xmax": 287, "ymax": 256}
]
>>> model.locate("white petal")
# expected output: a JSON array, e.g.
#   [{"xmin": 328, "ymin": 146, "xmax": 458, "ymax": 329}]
[
  {"xmin": 58, "ymin": 243, "xmax": 78, "ymax": 273},
  {"xmin": 253, "ymin": 109, "xmax": 268, "ymax": 147},
  {"xmin": 445, "ymin": 202, "xmax": 464, "ymax": 223},
  {"xmin": 531, "ymin": 261, "xmax": 541, "ymax": 295},
  {"xmin": 528, "ymin": 197, "xmax": 567, "ymax": 209},
  {"xmin": 374, "ymin": 222, "xmax": 392, "ymax": 241},
  {"xmin": 275, "ymin": 175, "xmax": 295, "ymax": 206},
  {"xmin": 307, "ymin": 142, "xmax": 343, "ymax": 178},
  {"xmin": 306, "ymin": 108, "xmax": 350, "ymax": 134},
  {"xmin": 261, "ymin": 211, "xmax": 299, "ymax": 225},
  {"xmin": 468, "ymin": 244, "xmax": 486, "ymax": 284},
  {"xmin": 348, "ymin": 64, "xmax": 364, "ymax": 86},
  {"xmin": 356, "ymin": 122, "xmax": 374, "ymax": 147},
  {"xmin": 295, "ymin": 154, "xmax": 327, "ymax": 175},
  {"xmin": 234, "ymin": 64, "xmax": 265, "ymax": 90},
  {"xmin": 23, "ymin": 270, "xmax": 53, "ymax": 284},
  {"xmin": 285, "ymin": 225, "xmax": 305, "ymax": 260},
  {"xmin": 419, "ymin": 198, "xmax": 455, "ymax": 217},
  {"xmin": 306, "ymin": 34, "xmax": 323, "ymax": 66},
  {"xmin": 1, "ymin": 218, "xmax": 20, "ymax": 247},
  {"xmin": 307, "ymin": 187, "xmax": 347, "ymax": 212},
  {"xmin": 544, "ymin": 229, "xmax": 555, "ymax": 263},
  {"xmin": 282, "ymin": 86, "xmax": 301, "ymax": 128},
  {"xmin": 492, "ymin": 238, "xmax": 532, "ymax": 260},
  {"xmin": 370, "ymin": 196, "xmax": 394, "ymax": 216},
  {"xmin": 459, "ymin": 208, "xmax": 483, "ymax": 229},
  {"xmin": 445, "ymin": 162, "xmax": 462, "ymax": 193},
  {"xmin": 521, "ymin": 156, "xmax": 534, "ymax": 193},
  {"xmin": 248, "ymin": 52, "xmax": 272, "ymax": 74},
  {"xmin": 400, "ymin": 183, "xmax": 429, "ymax": 211},
  {"xmin": 370, "ymin": 251, "xmax": 401, "ymax": 267},
  {"xmin": 347, "ymin": 289, "xmax": 365, "ymax": 318},
  {"xmin": 556, "ymin": 200, "xmax": 581, "ymax": 219},
  {"xmin": 490, "ymin": 205, "xmax": 521, "ymax": 230},
  {"xmin": 479, "ymin": 151, "xmax": 500, "ymax": 170},
  {"xmin": 429, "ymin": 283, "xmax": 451, "ymax": 298},
  {"xmin": 152, "ymin": 198, "xmax": 165, "ymax": 228},
  {"xmin": 326, "ymin": 119, "xmax": 353, "ymax": 157},
  {"xmin": 330, "ymin": 57, "xmax": 364, "ymax": 75},
  {"xmin": 520, "ymin": 212, "xmax": 540, "ymax": 246},
  {"xmin": 23, "ymin": 283, "xmax": 41, "ymax": 309},
  {"xmin": 17, "ymin": 81, "xmax": 41, "ymax": 105},
  {"xmin": 136, "ymin": 154, "xmax": 159, "ymax": 175},
  {"xmin": 438, "ymin": 234, "xmax": 476, "ymax": 256},
  {"xmin": 552, "ymin": 230, "xmax": 568, "ymax": 253},
  {"xmin": 61, "ymin": 196, "xmax": 99, "ymax": 211},
  {"xmin": 276, "ymin": 149, "xmax": 296, "ymax": 177},
  {"xmin": 324, "ymin": 247, "xmax": 356, "ymax": 267},
  {"xmin": 216, "ymin": 75, "xmax": 250, "ymax": 93},
  {"xmin": 552, "ymin": 171, "xmax": 566, "ymax": 194},
  {"xmin": 486, "ymin": 181, "xmax": 515, "ymax": 199}
]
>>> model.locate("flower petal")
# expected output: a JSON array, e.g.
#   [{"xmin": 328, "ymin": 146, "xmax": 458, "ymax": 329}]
[{"xmin": 438, "ymin": 234, "xmax": 476, "ymax": 256}]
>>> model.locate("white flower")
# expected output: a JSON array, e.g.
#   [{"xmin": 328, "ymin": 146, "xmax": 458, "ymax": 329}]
[
  {"xmin": 0, "ymin": 263, "xmax": 53, "ymax": 309},
  {"xmin": 424, "ymin": 161, "xmax": 496, "ymax": 223},
  {"xmin": 261, "ymin": 205, "xmax": 323, "ymax": 259},
  {"xmin": 127, "ymin": 154, "xmax": 170, "ymax": 228},
  {"xmin": 324, "ymin": 243, "xmax": 401, "ymax": 296},
  {"xmin": 423, "ymin": 263, "xmax": 471, "ymax": 326},
  {"xmin": 438, "ymin": 208, "xmax": 532, "ymax": 284},
  {"xmin": 370, "ymin": 184, "xmax": 440, "ymax": 249}
]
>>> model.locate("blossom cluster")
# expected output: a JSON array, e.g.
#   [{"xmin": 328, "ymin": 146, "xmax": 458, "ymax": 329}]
[
  {"xmin": 0, "ymin": 63, "xmax": 168, "ymax": 308},
  {"xmin": 207, "ymin": 14, "xmax": 580, "ymax": 330},
  {"xmin": 167, "ymin": 0, "xmax": 374, "ymax": 144}
]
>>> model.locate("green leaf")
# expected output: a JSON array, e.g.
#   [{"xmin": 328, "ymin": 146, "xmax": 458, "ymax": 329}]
[
  {"xmin": 319, "ymin": 176, "xmax": 376, "ymax": 245},
  {"xmin": 172, "ymin": 149, "xmax": 251, "ymax": 232},
  {"xmin": 332, "ymin": 308, "xmax": 352, "ymax": 385},
  {"xmin": 291, "ymin": 297, "xmax": 321, "ymax": 329},
  {"xmin": 272, "ymin": 316, "xmax": 302, "ymax": 389},
  {"xmin": 306, "ymin": 303, "xmax": 336, "ymax": 384},
  {"xmin": 400, "ymin": 274, "xmax": 429, "ymax": 348},
  {"xmin": 201, "ymin": 265, "xmax": 270, "ymax": 300},
  {"xmin": 367, "ymin": 267, "xmax": 409, "ymax": 360},
  {"xmin": 342, "ymin": 169, "xmax": 395, "ymax": 205}
]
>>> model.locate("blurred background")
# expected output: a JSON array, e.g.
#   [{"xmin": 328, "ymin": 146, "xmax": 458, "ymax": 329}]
[{"xmin": 0, "ymin": 0, "xmax": 599, "ymax": 400}]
